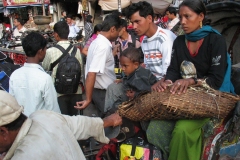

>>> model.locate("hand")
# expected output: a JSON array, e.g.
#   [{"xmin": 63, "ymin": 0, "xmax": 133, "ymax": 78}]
[
  {"xmin": 170, "ymin": 78, "xmax": 194, "ymax": 94},
  {"xmin": 152, "ymin": 78, "xmax": 171, "ymax": 92},
  {"xmin": 126, "ymin": 90, "xmax": 135, "ymax": 100},
  {"xmin": 74, "ymin": 100, "xmax": 91, "ymax": 110},
  {"xmin": 114, "ymin": 79, "xmax": 122, "ymax": 84},
  {"xmin": 140, "ymin": 63, "xmax": 146, "ymax": 68},
  {"xmin": 112, "ymin": 44, "xmax": 120, "ymax": 56},
  {"xmin": 103, "ymin": 113, "xmax": 122, "ymax": 127},
  {"xmin": 0, "ymin": 152, "xmax": 6, "ymax": 160}
]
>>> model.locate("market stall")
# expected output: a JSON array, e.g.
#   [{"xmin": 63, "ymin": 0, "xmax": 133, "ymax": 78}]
[{"xmin": 98, "ymin": 0, "xmax": 173, "ymax": 15}]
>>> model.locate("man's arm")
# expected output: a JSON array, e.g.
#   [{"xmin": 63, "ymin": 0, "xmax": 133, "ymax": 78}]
[
  {"xmin": 42, "ymin": 49, "xmax": 52, "ymax": 71},
  {"xmin": 74, "ymin": 25, "xmax": 80, "ymax": 34},
  {"xmin": 75, "ymin": 72, "xmax": 96, "ymax": 110},
  {"xmin": 63, "ymin": 112, "xmax": 122, "ymax": 143},
  {"xmin": 43, "ymin": 76, "xmax": 61, "ymax": 113}
]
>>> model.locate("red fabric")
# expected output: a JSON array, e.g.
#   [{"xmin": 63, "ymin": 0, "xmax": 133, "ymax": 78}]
[
  {"xmin": 139, "ymin": 35, "xmax": 144, "ymax": 43},
  {"xmin": 96, "ymin": 141, "xmax": 117, "ymax": 160},
  {"xmin": 4, "ymin": 23, "xmax": 11, "ymax": 28},
  {"xmin": 127, "ymin": 25, "xmax": 133, "ymax": 29},
  {"xmin": 162, "ymin": 16, "xmax": 168, "ymax": 23}
]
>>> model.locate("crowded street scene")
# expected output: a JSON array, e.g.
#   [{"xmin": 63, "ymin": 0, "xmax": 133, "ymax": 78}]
[{"xmin": 1, "ymin": 0, "xmax": 240, "ymax": 159}]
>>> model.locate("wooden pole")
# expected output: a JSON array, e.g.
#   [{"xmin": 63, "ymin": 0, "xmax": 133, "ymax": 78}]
[{"xmin": 42, "ymin": 0, "xmax": 46, "ymax": 16}]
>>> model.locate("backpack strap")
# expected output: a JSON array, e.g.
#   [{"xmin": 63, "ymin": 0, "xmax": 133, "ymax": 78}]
[
  {"xmin": 50, "ymin": 44, "xmax": 73, "ymax": 71},
  {"xmin": 70, "ymin": 46, "xmax": 77, "ymax": 57},
  {"xmin": 130, "ymin": 33, "xmax": 136, "ymax": 48}
]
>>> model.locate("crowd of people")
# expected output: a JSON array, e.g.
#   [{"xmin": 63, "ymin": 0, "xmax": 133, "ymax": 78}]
[{"xmin": 0, "ymin": 0, "xmax": 235, "ymax": 160}]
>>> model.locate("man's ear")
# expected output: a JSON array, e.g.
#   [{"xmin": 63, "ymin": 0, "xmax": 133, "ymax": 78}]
[
  {"xmin": 110, "ymin": 26, "xmax": 116, "ymax": 33},
  {"xmin": 146, "ymin": 15, "xmax": 153, "ymax": 23},
  {"xmin": 0, "ymin": 127, "xmax": 9, "ymax": 137}
]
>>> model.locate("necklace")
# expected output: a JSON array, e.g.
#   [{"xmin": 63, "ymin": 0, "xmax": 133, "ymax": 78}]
[{"xmin": 187, "ymin": 39, "xmax": 204, "ymax": 57}]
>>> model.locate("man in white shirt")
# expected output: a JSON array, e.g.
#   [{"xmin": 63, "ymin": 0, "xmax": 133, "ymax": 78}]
[
  {"xmin": 166, "ymin": 7, "xmax": 180, "ymax": 30},
  {"xmin": 0, "ymin": 90, "xmax": 122, "ymax": 160},
  {"xmin": 9, "ymin": 32, "xmax": 60, "ymax": 117},
  {"xmin": 12, "ymin": 18, "xmax": 27, "ymax": 51},
  {"xmin": 13, "ymin": 18, "xmax": 27, "ymax": 38},
  {"xmin": 66, "ymin": 15, "xmax": 80, "ymax": 38},
  {"xmin": 75, "ymin": 14, "xmax": 122, "ymax": 117}
]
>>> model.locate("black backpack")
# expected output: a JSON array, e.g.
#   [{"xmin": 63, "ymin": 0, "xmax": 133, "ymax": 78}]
[{"xmin": 50, "ymin": 44, "xmax": 81, "ymax": 94}]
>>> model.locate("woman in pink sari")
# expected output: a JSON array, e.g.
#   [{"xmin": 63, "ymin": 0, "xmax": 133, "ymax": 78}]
[{"xmin": 81, "ymin": 24, "xmax": 102, "ymax": 56}]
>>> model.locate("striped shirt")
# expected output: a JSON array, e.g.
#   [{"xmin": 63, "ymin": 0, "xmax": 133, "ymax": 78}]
[{"xmin": 141, "ymin": 27, "xmax": 176, "ymax": 80}]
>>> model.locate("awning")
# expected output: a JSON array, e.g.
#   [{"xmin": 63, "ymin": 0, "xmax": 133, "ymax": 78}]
[
  {"xmin": 98, "ymin": 0, "xmax": 131, "ymax": 11},
  {"xmin": 98, "ymin": 0, "xmax": 172, "ymax": 14},
  {"xmin": 5, "ymin": 4, "xmax": 48, "ymax": 8},
  {"xmin": 131, "ymin": 0, "xmax": 172, "ymax": 14},
  {"xmin": 3, "ymin": 0, "xmax": 50, "ymax": 7}
]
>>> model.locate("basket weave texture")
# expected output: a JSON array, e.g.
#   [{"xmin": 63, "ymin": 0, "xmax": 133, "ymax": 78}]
[{"xmin": 118, "ymin": 86, "xmax": 239, "ymax": 121}]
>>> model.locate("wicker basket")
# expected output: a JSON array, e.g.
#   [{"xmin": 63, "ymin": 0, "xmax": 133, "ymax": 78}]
[{"xmin": 118, "ymin": 86, "xmax": 240, "ymax": 121}]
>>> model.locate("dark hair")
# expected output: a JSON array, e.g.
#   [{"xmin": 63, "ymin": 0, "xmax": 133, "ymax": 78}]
[
  {"xmin": 22, "ymin": 32, "xmax": 47, "ymax": 57},
  {"xmin": 66, "ymin": 14, "xmax": 73, "ymax": 19},
  {"xmin": 54, "ymin": 21, "xmax": 69, "ymax": 39},
  {"xmin": 120, "ymin": 47, "xmax": 141, "ymax": 63},
  {"xmin": 2, "ymin": 113, "xmax": 27, "ymax": 131},
  {"xmin": 112, "ymin": 11, "xmax": 123, "ymax": 17},
  {"xmin": 76, "ymin": 34, "xmax": 83, "ymax": 41},
  {"xmin": 77, "ymin": 14, "xmax": 82, "ymax": 20},
  {"xmin": 126, "ymin": 1, "xmax": 154, "ymax": 22},
  {"xmin": 166, "ymin": 7, "xmax": 177, "ymax": 16},
  {"xmin": 61, "ymin": 11, "xmax": 66, "ymax": 15},
  {"xmin": 179, "ymin": 0, "xmax": 206, "ymax": 18},
  {"xmin": 86, "ymin": 15, "xmax": 93, "ymax": 23},
  {"xmin": 92, "ymin": 24, "xmax": 102, "ymax": 35},
  {"xmin": 101, "ymin": 14, "xmax": 122, "ymax": 32},
  {"xmin": 120, "ymin": 19, "xmax": 128, "ymax": 29},
  {"xmin": 15, "ymin": 18, "xmax": 24, "ymax": 26}
]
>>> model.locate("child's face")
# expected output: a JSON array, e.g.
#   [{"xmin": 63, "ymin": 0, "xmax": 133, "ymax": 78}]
[{"xmin": 120, "ymin": 56, "xmax": 139, "ymax": 76}]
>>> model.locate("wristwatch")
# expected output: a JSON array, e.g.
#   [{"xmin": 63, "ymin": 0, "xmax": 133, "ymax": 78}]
[{"xmin": 191, "ymin": 77, "xmax": 198, "ymax": 85}]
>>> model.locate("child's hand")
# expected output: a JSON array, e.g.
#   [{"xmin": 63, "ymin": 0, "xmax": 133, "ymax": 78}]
[
  {"xmin": 140, "ymin": 63, "xmax": 146, "ymax": 68},
  {"xmin": 112, "ymin": 44, "xmax": 120, "ymax": 56},
  {"xmin": 126, "ymin": 90, "xmax": 135, "ymax": 100},
  {"xmin": 114, "ymin": 79, "xmax": 123, "ymax": 84}
]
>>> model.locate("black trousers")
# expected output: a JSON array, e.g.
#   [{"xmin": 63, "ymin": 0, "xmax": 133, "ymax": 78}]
[
  {"xmin": 58, "ymin": 94, "xmax": 82, "ymax": 116},
  {"xmin": 92, "ymin": 88, "xmax": 106, "ymax": 117}
]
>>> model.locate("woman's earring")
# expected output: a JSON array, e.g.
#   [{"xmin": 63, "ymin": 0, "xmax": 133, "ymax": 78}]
[{"xmin": 200, "ymin": 21, "xmax": 202, "ymax": 28}]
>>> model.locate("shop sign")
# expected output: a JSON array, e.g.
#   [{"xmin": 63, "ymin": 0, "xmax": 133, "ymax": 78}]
[{"xmin": 3, "ymin": 0, "xmax": 50, "ymax": 7}]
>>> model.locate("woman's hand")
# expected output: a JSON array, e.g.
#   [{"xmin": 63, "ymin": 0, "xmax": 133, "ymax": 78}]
[{"xmin": 170, "ymin": 78, "xmax": 194, "ymax": 94}]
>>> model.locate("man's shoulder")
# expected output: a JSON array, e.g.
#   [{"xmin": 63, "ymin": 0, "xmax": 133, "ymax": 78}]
[
  {"xmin": 46, "ymin": 43, "xmax": 67, "ymax": 55},
  {"xmin": 90, "ymin": 35, "xmax": 111, "ymax": 48},
  {"xmin": 10, "ymin": 67, "xmax": 22, "ymax": 78}
]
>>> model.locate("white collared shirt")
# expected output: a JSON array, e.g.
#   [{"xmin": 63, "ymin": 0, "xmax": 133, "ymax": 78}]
[
  {"xmin": 9, "ymin": 63, "xmax": 61, "ymax": 116},
  {"xmin": 167, "ymin": 17, "xmax": 180, "ymax": 30},
  {"xmin": 85, "ymin": 34, "xmax": 116, "ymax": 89},
  {"xmin": 68, "ymin": 23, "xmax": 80, "ymax": 38}
]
